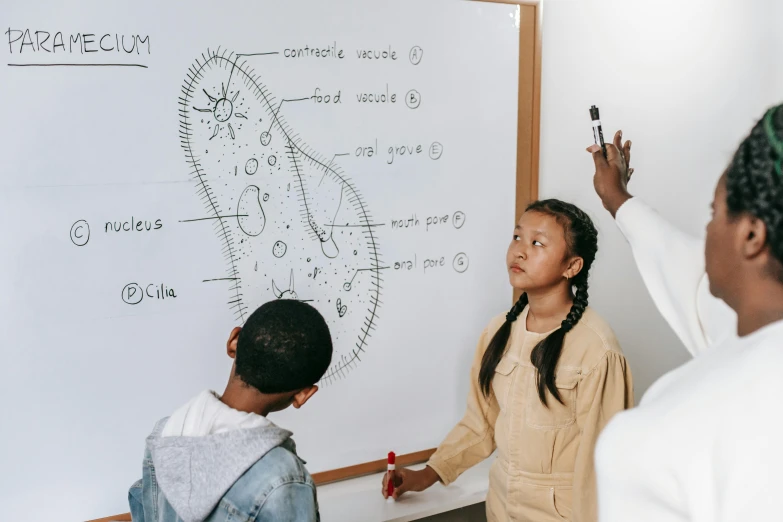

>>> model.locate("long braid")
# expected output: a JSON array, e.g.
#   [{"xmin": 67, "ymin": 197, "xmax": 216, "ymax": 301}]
[
  {"xmin": 530, "ymin": 275, "xmax": 590, "ymax": 404},
  {"xmin": 564, "ymin": 276, "xmax": 589, "ymax": 332},
  {"xmin": 507, "ymin": 293, "xmax": 529, "ymax": 322},
  {"xmin": 559, "ymin": 208, "xmax": 595, "ymax": 333},
  {"xmin": 479, "ymin": 293, "xmax": 528, "ymax": 396}
]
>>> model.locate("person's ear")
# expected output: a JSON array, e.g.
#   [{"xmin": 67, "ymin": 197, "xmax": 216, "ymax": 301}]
[
  {"xmin": 563, "ymin": 256, "xmax": 584, "ymax": 280},
  {"xmin": 226, "ymin": 327, "xmax": 242, "ymax": 359},
  {"xmin": 739, "ymin": 215, "xmax": 768, "ymax": 260},
  {"xmin": 291, "ymin": 386, "xmax": 319, "ymax": 409}
]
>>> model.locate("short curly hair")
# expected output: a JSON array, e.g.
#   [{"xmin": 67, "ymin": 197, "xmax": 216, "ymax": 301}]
[
  {"xmin": 725, "ymin": 103, "xmax": 783, "ymax": 280},
  {"xmin": 236, "ymin": 300, "xmax": 333, "ymax": 393}
]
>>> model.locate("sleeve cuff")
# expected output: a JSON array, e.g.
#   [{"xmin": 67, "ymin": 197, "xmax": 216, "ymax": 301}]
[
  {"xmin": 426, "ymin": 455, "xmax": 457, "ymax": 486},
  {"xmin": 613, "ymin": 196, "xmax": 645, "ymax": 240}
]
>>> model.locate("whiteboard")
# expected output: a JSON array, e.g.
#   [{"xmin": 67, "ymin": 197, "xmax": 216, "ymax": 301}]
[{"xmin": 0, "ymin": 1, "xmax": 519, "ymax": 519}]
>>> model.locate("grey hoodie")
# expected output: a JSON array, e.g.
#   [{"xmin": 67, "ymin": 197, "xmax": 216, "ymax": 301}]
[{"xmin": 129, "ymin": 417, "xmax": 319, "ymax": 522}]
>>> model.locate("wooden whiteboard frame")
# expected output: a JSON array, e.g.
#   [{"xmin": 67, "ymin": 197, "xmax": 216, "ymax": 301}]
[
  {"xmin": 88, "ymin": 2, "xmax": 541, "ymax": 520},
  {"xmin": 478, "ymin": 0, "xmax": 543, "ymax": 214}
]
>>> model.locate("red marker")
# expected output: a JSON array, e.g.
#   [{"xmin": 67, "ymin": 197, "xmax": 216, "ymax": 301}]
[{"xmin": 386, "ymin": 452, "xmax": 396, "ymax": 501}]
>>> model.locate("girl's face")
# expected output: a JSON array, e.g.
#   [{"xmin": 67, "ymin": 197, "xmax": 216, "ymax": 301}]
[{"xmin": 507, "ymin": 211, "xmax": 579, "ymax": 292}]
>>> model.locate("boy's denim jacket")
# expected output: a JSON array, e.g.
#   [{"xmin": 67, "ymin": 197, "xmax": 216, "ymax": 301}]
[{"xmin": 128, "ymin": 418, "xmax": 319, "ymax": 522}]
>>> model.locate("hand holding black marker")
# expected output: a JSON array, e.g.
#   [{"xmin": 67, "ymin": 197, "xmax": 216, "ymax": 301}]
[
  {"xmin": 586, "ymin": 117, "xmax": 634, "ymax": 217},
  {"xmin": 590, "ymin": 105, "xmax": 607, "ymax": 158}
]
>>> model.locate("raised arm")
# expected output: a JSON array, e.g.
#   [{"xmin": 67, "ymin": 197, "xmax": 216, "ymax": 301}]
[{"xmin": 588, "ymin": 133, "xmax": 735, "ymax": 355}]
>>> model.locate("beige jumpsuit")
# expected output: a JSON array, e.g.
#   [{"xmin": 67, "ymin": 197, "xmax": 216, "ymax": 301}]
[{"xmin": 428, "ymin": 306, "xmax": 633, "ymax": 522}]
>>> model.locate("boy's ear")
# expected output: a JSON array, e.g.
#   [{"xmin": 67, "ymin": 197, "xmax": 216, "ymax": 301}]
[
  {"xmin": 227, "ymin": 327, "xmax": 242, "ymax": 359},
  {"xmin": 292, "ymin": 385, "xmax": 319, "ymax": 409}
]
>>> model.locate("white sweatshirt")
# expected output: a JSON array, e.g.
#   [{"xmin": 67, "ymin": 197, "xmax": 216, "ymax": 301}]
[
  {"xmin": 595, "ymin": 197, "xmax": 783, "ymax": 522},
  {"xmin": 162, "ymin": 390, "xmax": 270, "ymax": 437},
  {"xmin": 613, "ymin": 197, "xmax": 736, "ymax": 353}
]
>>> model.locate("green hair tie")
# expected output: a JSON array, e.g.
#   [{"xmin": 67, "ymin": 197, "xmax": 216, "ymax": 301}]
[{"xmin": 763, "ymin": 106, "xmax": 783, "ymax": 178}]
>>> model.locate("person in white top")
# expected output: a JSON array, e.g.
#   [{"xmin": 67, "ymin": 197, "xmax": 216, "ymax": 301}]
[{"xmin": 586, "ymin": 103, "xmax": 783, "ymax": 522}]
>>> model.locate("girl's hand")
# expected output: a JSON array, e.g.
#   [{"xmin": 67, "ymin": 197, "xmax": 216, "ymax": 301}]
[
  {"xmin": 587, "ymin": 130, "xmax": 634, "ymax": 217},
  {"xmin": 381, "ymin": 466, "xmax": 440, "ymax": 500}
]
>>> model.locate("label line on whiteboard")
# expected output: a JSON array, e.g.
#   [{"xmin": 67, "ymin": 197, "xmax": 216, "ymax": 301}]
[
  {"xmin": 226, "ymin": 52, "xmax": 278, "ymax": 91},
  {"xmin": 267, "ymin": 98, "xmax": 311, "ymax": 134},
  {"xmin": 8, "ymin": 63, "xmax": 148, "ymax": 68},
  {"xmin": 326, "ymin": 223, "xmax": 385, "ymax": 228},
  {"xmin": 180, "ymin": 214, "xmax": 247, "ymax": 223}
]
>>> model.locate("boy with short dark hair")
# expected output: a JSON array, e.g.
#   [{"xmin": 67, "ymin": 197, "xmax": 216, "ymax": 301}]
[{"xmin": 129, "ymin": 300, "xmax": 333, "ymax": 522}]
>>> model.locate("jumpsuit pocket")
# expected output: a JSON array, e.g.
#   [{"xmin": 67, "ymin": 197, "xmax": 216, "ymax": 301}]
[
  {"xmin": 526, "ymin": 369, "xmax": 579, "ymax": 429},
  {"xmin": 491, "ymin": 358, "xmax": 519, "ymax": 410},
  {"xmin": 507, "ymin": 474, "xmax": 574, "ymax": 522},
  {"xmin": 550, "ymin": 486, "xmax": 573, "ymax": 520}
]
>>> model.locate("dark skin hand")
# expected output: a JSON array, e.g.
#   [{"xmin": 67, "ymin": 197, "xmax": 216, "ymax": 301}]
[
  {"xmin": 587, "ymin": 130, "xmax": 634, "ymax": 217},
  {"xmin": 381, "ymin": 465, "xmax": 441, "ymax": 500},
  {"xmin": 588, "ymin": 130, "xmax": 783, "ymax": 338}
]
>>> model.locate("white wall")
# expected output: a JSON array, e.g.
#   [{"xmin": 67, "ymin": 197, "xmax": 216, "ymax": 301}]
[
  {"xmin": 777, "ymin": 0, "xmax": 783, "ymax": 95},
  {"xmin": 538, "ymin": 0, "xmax": 781, "ymax": 398}
]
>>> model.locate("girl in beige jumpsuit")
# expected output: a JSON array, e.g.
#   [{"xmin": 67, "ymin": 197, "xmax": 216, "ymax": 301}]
[{"xmin": 384, "ymin": 200, "xmax": 634, "ymax": 522}]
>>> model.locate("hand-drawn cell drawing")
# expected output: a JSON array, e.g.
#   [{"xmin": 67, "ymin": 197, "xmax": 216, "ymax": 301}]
[
  {"xmin": 180, "ymin": 48, "xmax": 382, "ymax": 385},
  {"xmin": 245, "ymin": 158, "xmax": 259, "ymax": 175},
  {"xmin": 213, "ymin": 96, "xmax": 235, "ymax": 122},
  {"xmin": 272, "ymin": 240, "xmax": 287, "ymax": 258},
  {"xmin": 336, "ymin": 298, "xmax": 347, "ymax": 318},
  {"xmin": 272, "ymin": 269, "xmax": 298, "ymax": 299},
  {"xmin": 237, "ymin": 185, "xmax": 266, "ymax": 236}
]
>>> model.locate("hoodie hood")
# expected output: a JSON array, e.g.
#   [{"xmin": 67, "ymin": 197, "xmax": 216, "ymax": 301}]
[{"xmin": 146, "ymin": 409, "xmax": 293, "ymax": 522}]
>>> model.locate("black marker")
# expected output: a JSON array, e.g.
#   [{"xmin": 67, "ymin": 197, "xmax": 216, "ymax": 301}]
[{"xmin": 589, "ymin": 105, "xmax": 607, "ymax": 158}]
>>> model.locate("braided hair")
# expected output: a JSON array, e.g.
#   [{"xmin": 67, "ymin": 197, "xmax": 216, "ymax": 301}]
[
  {"xmin": 478, "ymin": 200, "xmax": 599, "ymax": 406},
  {"xmin": 725, "ymin": 103, "xmax": 783, "ymax": 280}
]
